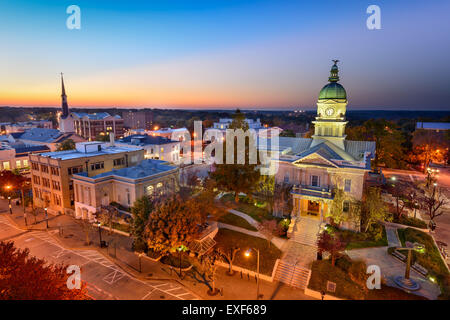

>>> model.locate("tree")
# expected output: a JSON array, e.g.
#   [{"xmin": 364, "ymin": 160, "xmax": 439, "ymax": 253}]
[
  {"xmin": 144, "ymin": 196, "xmax": 204, "ymax": 254},
  {"xmin": 0, "ymin": 170, "xmax": 29, "ymax": 199},
  {"xmin": 0, "ymin": 241, "xmax": 89, "ymax": 300},
  {"xmin": 385, "ymin": 180, "xmax": 413, "ymax": 221},
  {"xmin": 56, "ymin": 139, "xmax": 76, "ymax": 151},
  {"xmin": 346, "ymin": 119, "xmax": 406, "ymax": 169},
  {"xmin": 198, "ymin": 250, "xmax": 221, "ymax": 295},
  {"xmin": 210, "ymin": 109, "xmax": 261, "ymax": 202},
  {"xmin": 411, "ymin": 129, "xmax": 449, "ymax": 172},
  {"xmin": 317, "ymin": 231, "xmax": 347, "ymax": 267},
  {"xmin": 95, "ymin": 133, "xmax": 110, "ymax": 142},
  {"xmin": 130, "ymin": 196, "xmax": 154, "ymax": 252},
  {"xmin": 361, "ymin": 187, "xmax": 390, "ymax": 232},
  {"xmin": 255, "ymin": 175, "xmax": 275, "ymax": 214},
  {"xmin": 75, "ymin": 219, "xmax": 94, "ymax": 246},
  {"xmin": 272, "ymin": 183, "xmax": 292, "ymax": 217},
  {"xmin": 420, "ymin": 185, "xmax": 447, "ymax": 222},
  {"xmin": 96, "ymin": 205, "xmax": 120, "ymax": 234},
  {"xmin": 258, "ymin": 220, "xmax": 277, "ymax": 248},
  {"xmin": 327, "ymin": 188, "xmax": 360, "ymax": 228},
  {"xmin": 217, "ymin": 246, "xmax": 240, "ymax": 275}
]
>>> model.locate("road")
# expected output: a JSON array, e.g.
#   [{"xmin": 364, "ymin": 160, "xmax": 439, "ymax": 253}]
[
  {"xmin": 382, "ymin": 166, "xmax": 450, "ymax": 188},
  {"xmin": 0, "ymin": 214, "xmax": 199, "ymax": 300}
]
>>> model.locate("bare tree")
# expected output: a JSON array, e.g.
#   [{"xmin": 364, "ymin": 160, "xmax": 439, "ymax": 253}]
[
  {"xmin": 217, "ymin": 246, "xmax": 240, "ymax": 275},
  {"xmin": 258, "ymin": 220, "xmax": 277, "ymax": 248},
  {"xmin": 420, "ymin": 186, "xmax": 447, "ymax": 222},
  {"xmin": 96, "ymin": 205, "xmax": 120, "ymax": 234}
]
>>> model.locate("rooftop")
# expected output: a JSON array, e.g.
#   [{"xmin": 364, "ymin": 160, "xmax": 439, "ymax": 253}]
[
  {"xmin": 74, "ymin": 159, "xmax": 176, "ymax": 181},
  {"xmin": 119, "ymin": 134, "xmax": 177, "ymax": 146},
  {"xmin": 38, "ymin": 143, "xmax": 142, "ymax": 160},
  {"xmin": 16, "ymin": 128, "xmax": 63, "ymax": 142},
  {"xmin": 416, "ymin": 122, "xmax": 450, "ymax": 130},
  {"xmin": 71, "ymin": 112, "xmax": 122, "ymax": 120}
]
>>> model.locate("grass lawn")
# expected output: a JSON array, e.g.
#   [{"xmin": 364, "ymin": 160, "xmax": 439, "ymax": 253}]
[
  {"xmin": 309, "ymin": 259, "xmax": 427, "ymax": 300},
  {"xmin": 328, "ymin": 224, "xmax": 388, "ymax": 250},
  {"xmin": 214, "ymin": 228, "xmax": 282, "ymax": 276},
  {"xmin": 396, "ymin": 227, "xmax": 450, "ymax": 299},
  {"xmin": 395, "ymin": 216, "xmax": 428, "ymax": 229},
  {"xmin": 220, "ymin": 194, "xmax": 277, "ymax": 223},
  {"xmin": 111, "ymin": 222, "xmax": 130, "ymax": 233},
  {"xmin": 218, "ymin": 212, "xmax": 258, "ymax": 231}
]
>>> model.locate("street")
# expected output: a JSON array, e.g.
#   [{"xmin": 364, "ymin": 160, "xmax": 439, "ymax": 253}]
[{"xmin": 0, "ymin": 212, "xmax": 199, "ymax": 300}]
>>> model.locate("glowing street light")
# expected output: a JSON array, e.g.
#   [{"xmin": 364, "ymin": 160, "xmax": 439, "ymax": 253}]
[{"xmin": 244, "ymin": 248, "xmax": 260, "ymax": 300}]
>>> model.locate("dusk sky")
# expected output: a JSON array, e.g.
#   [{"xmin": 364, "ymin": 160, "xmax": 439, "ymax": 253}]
[{"xmin": 1, "ymin": 0, "xmax": 450, "ymax": 110}]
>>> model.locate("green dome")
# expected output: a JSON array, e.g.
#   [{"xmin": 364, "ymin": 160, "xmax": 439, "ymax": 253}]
[{"xmin": 319, "ymin": 82, "xmax": 347, "ymax": 100}]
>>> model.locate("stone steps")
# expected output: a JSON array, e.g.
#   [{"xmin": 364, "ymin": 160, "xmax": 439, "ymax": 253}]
[
  {"xmin": 274, "ymin": 260, "xmax": 311, "ymax": 289},
  {"xmin": 290, "ymin": 218, "xmax": 321, "ymax": 247}
]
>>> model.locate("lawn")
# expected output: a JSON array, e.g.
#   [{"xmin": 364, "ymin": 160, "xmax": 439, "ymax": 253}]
[
  {"xmin": 111, "ymin": 222, "xmax": 130, "ymax": 234},
  {"xmin": 214, "ymin": 228, "xmax": 282, "ymax": 276},
  {"xmin": 309, "ymin": 259, "xmax": 427, "ymax": 300},
  {"xmin": 220, "ymin": 194, "xmax": 277, "ymax": 222},
  {"xmin": 396, "ymin": 227, "xmax": 450, "ymax": 299},
  {"xmin": 218, "ymin": 212, "xmax": 258, "ymax": 231},
  {"xmin": 396, "ymin": 216, "xmax": 427, "ymax": 229},
  {"xmin": 327, "ymin": 224, "xmax": 388, "ymax": 250}
]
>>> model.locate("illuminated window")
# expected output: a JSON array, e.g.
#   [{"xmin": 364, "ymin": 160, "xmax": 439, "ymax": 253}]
[
  {"xmin": 146, "ymin": 185, "xmax": 154, "ymax": 195},
  {"xmin": 16, "ymin": 160, "xmax": 21, "ymax": 168},
  {"xmin": 3, "ymin": 161, "xmax": 10, "ymax": 170}
]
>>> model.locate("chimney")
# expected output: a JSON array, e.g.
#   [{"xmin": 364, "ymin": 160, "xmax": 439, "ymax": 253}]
[{"xmin": 109, "ymin": 132, "xmax": 115, "ymax": 146}]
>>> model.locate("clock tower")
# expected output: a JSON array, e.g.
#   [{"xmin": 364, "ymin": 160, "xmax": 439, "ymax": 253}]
[{"xmin": 311, "ymin": 60, "xmax": 348, "ymax": 150}]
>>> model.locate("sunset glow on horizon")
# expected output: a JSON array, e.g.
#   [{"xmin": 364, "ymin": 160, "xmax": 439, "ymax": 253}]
[{"xmin": 1, "ymin": 0, "xmax": 450, "ymax": 110}]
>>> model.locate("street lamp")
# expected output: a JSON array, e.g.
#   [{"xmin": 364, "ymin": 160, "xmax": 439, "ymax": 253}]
[
  {"xmin": 244, "ymin": 248, "xmax": 260, "ymax": 300},
  {"xmin": 177, "ymin": 246, "xmax": 184, "ymax": 276},
  {"xmin": 5, "ymin": 185, "xmax": 12, "ymax": 214},
  {"xmin": 44, "ymin": 207, "xmax": 48, "ymax": 228},
  {"xmin": 97, "ymin": 222, "xmax": 103, "ymax": 247}
]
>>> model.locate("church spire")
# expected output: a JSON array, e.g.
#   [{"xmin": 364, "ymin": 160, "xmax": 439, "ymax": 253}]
[
  {"xmin": 328, "ymin": 59, "xmax": 340, "ymax": 83},
  {"xmin": 61, "ymin": 72, "xmax": 69, "ymax": 118}
]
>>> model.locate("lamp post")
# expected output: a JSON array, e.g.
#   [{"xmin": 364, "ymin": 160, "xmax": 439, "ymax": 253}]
[
  {"xmin": 5, "ymin": 185, "xmax": 12, "ymax": 214},
  {"xmin": 245, "ymin": 248, "xmax": 260, "ymax": 300},
  {"xmin": 44, "ymin": 207, "xmax": 48, "ymax": 228},
  {"xmin": 98, "ymin": 222, "xmax": 103, "ymax": 247},
  {"xmin": 178, "ymin": 246, "xmax": 183, "ymax": 276}
]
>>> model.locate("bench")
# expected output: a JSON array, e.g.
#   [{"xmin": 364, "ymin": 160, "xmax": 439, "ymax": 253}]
[
  {"xmin": 412, "ymin": 263, "xmax": 428, "ymax": 277},
  {"xmin": 392, "ymin": 250, "xmax": 406, "ymax": 262}
]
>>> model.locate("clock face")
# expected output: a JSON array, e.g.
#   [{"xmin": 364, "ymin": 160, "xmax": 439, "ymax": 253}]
[{"xmin": 325, "ymin": 107, "xmax": 335, "ymax": 116}]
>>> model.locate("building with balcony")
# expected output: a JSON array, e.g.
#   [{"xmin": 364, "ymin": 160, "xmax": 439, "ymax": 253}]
[
  {"xmin": 72, "ymin": 159, "xmax": 179, "ymax": 221},
  {"xmin": 29, "ymin": 140, "xmax": 144, "ymax": 215}
]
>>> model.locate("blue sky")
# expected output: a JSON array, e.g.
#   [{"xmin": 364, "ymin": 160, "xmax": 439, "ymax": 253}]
[{"xmin": 1, "ymin": 0, "xmax": 449, "ymax": 110}]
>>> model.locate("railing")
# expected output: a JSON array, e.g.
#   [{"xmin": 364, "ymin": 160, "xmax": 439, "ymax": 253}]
[{"xmin": 291, "ymin": 185, "xmax": 333, "ymax": 199}]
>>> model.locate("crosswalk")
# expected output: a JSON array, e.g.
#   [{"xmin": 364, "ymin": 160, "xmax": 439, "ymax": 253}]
[{"xmin": 1, "ymin": 216, "xmax": 199, "ymax": 300}]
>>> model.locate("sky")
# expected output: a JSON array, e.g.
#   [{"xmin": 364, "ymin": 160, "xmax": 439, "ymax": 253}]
[{"xmin": 1, "ymin": 0, "xmax": 450, "ymax": 110}]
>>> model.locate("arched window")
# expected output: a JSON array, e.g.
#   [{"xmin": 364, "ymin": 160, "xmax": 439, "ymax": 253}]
[{"xmin": 146, "ymin": 185, "xmax": 154, "ymax": 196}]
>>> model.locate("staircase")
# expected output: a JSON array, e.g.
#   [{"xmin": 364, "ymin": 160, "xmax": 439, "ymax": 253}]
[
  {"xmin": 290, "ymin": 218, "xmax": 321, "ymax": 247},
  {"xmin": 274, "ymin": 260, "xmax": 311, "ymax": 289}
]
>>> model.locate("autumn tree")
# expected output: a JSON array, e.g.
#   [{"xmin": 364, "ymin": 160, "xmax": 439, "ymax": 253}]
[
  {"xmin": 0, "ymin": 241, "xmax": 90, "ymax": 300},
  {"xmin": 210, "ymin": 109, "xmax": 261, "ymax": 202},
  {"xmin": 317, "ymin": 231, "xmax": 347, "ymax": 267},
  {"xmin": 255, "ymin": 175, "xmax": 275, "ymax": 213},
  {"xmin": 411, "ymin": 129, "xmax": 449, "ymax": 172},
  {"xmin": 144, "ymin": 196, "xmax": 205, "ymax": 254},
  {"xmin": 96, "ymin": 205, "xmax": 120, "ymax": 233},
  {"xmin": 130, "ymin": 196, "xmax": 154, "ymax": 252},
  {"xmin": 327, "ymin": 188, "xmax": 361, "ymax": 228},
  {"xmin": 346, "ymin": 119, "xmax": 406, "ymax": 169},
  {"xmin": 361, "ymin": 187, "xmax": 390, "ymax": 232},
  {"xmin": 56, "ymin": 139, "xmax": 76, "ymax": 151}
]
